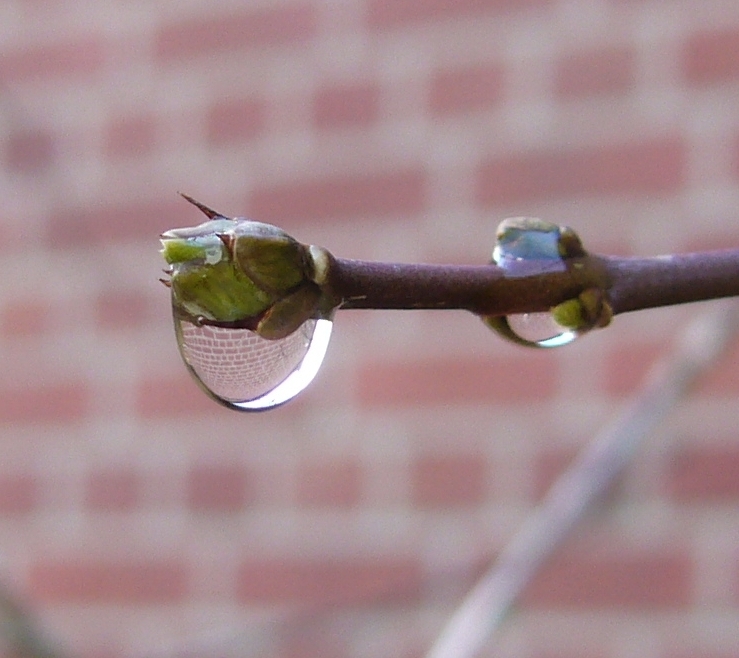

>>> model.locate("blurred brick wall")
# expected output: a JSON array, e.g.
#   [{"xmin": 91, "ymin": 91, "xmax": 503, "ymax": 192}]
[{"xmin": 1, "ymin": 1, "xmax": 739, "ymax": 657}]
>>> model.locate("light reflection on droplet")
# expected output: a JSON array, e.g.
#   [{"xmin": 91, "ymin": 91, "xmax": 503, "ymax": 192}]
[
  {"xmin": 175, "ymin": 317, "xmax": 332, "ymax": 411},
  {"xmin": 504, "ymin": 313, "xmax": 578, "ymax": 347}
]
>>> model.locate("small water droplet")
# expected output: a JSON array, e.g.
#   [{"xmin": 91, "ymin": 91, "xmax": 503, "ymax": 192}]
[
  {"xmin": 175, "ymin": 316, "xmax": 332, "ymax": 411},
  {"xmin": 484, "ymin": 218, "xmax": 587, "ymax": 348},
  {"xmin": 501, "ymin": 312, "xmax": 578, "ymax": 347}
]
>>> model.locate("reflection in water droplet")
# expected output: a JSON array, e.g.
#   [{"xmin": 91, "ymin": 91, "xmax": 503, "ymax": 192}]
[
  {"xmin": 504, "ymin": 313, "xmax": 578, "ymax": 347},
  {"xmin": 175, "ymin": 317, "xmax": 332, "ymax": 411}
]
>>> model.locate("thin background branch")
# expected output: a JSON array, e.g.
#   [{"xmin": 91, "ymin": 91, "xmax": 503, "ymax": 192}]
[{"xmin": 425, "ymin": 300, "xmax": 739, "ymax": 658}]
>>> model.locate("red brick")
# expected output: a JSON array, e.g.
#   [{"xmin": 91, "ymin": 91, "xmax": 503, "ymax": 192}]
[
  {"xmin": 85, "ymin": 469, "xmax": 139, "ymax": 512},
  {"xmin": 603, "ymin": 342, "xmax": 661, "ymax": 397},
  {"xmin": 0, "ymin": 37, "xmax": 104, "ymax": 82},
  {"xmin": 412, "ymin": 453, "xmax": 487, "ymax": 507},
  {"xmin": 694, "ymin": 340, "xmax": 739, "ymax": 396},
  {"xmin": 187, "ymin": 464, "xmax": 251, "ymax": 512},
  {"xmin": 731, "ymin": 134, "xmax": 739, "ymax": 184},
  {"xmin": 366, "ymin": 0, "xmax": 551, "ymax": 30},
  {"xmin": 683, "ymin": 28, "xmax": 739, "ymax": 85},
  {"xmin": 358, "ymin": 353, "xmax": 557, "ymax": 407},
  {"xmin": 206, "ymin": 97, "xmax": 265, "ymax": 145},
  {"xmin": 237, "ymin": 557, "xmax": 422, "ymax": 604},
  {"xmin": 135, "ymin": 373, "xmax": 223, "ymax": 418},
  {"xmin": 278, "ymin": 635, "xmax": 346, "ymax": 658},
  {"xmin": 429, "ymin": 63, "xmax": 504, "ymax": 116},
  {"xmin": 680, "ymin": 230, "xmax": 739, "ymax": 253},
  {"xmin": 477, "ymin": 138, "xmax": 685, "ymax": 206},
  {"xmin": 29, "ymin": 560, "xmax": 187, "ymax": 603},
  {"xmin": 249, "ymin": 169, "xmax": 427, "ymax": 224},
  {"xmin": 0, "ymin": 382, "xmax": 88, "ymax": 425},
  {"xmin": 666, "ymin": 653, "xmax": 737, "ymax": 658},
  {"xmin": 4, "ymin": 129, "xmax": 55, "ymax": 174},
  {"xmin": 297, "ymin": 460, "xmax": 362, "ymax": 507},
  {"xmin": 95, "ymin": 290, "xmax": 151, "ymax": 331},
  {"xmin": 522, "ymin": 549, "xmax": 691, "ymax": 607},
  {"xmin": 79, "ymin": 651, "xmax": 125, "ymax": 658},
  {"xmin": 0, "ymin": 299, "xmax": 51, "ymax": 339},
  {"xmin": 104, "ymin": 114, "xmax": 157, "ymax": 159},
  {"xmin": 312, "ymin": 81, "xmax": 381, "ymax": 130},
  {"xmin": 667, "ymin": 447, "xmax": 739, "ymax": 501},
  {"xmin": 155, "ymin": 5, "xmax": 318, "ymax": 61},
  {"xmin": 554, "ymin": 46, "xmax": 636, "ymax": 98},
  {"xmin": 0, "ymin": 218, "xmax": 11, "ymax": 251},
  {"xmin": 47, "ymin": 196, "xmax": 191, "ymax": 246},
  {"xmin": 530, "ymin": 654, "xmax": 607, "ymax": 658},
  {"xmin": 0, "ymin": 474, "xmax": 38, "ymax": 514},
  {"xmin": 75, "ymin": 650, "xmax": 123, "ymax": 658}
]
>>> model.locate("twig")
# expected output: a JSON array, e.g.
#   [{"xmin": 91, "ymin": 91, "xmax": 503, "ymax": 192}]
[
  {"xmin": 0, "ymin": 585, "xmax": 64, "ymax": 658},
  {"xmin": 167, "ymin": 200, "xmax": 739, "ymax": 324},
  {"xmin": 329, "ymin": 250, "xmax": 739, "ymax": 318},
  {"xmin": 604, "ymin": 251, "xmax": 739, "ymax": 315},
  {"xmin": 425, "ymin": 300, "xmax": 739, "ymax": 658}
]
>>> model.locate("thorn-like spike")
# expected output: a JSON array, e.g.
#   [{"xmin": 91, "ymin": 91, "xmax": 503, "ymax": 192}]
[
  {"xmin": 217, "ymin": 232, "xmax": 235, "ymax": 257},
  {"xmin": 179, "ymin": 193, "xmax": 228, "ymax": 220},
  {"xmin": 159, "ymin": 278, "xmax": 172, "ymax": 287}
]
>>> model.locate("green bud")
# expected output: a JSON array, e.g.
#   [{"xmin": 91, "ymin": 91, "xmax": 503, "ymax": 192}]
[
  {"xmin": 256, "ymin": 285, "xmax": 323, "ymax": 340},
  {"xmin": 166, "ymin": 256, "xmax": 271, "ymax": 322},
  {"xmin": 551, "ymin": 288, "xmax": 613, "ymax": 332},
  {"xmin": 550, "ymin": 298, "xmax": 585, "ymax": 331},
  {"xmin": 161, "ymin": 196, "xmax": 332, "ymax": 337},
  {"xmin": 232, "ymin": 229, "xmax": 308, "ymax": 294},
  {"xmin": 161, "ymin": 237, "xmax": 220, "ymax": 265}
]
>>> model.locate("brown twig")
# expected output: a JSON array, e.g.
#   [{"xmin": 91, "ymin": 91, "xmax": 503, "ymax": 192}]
[{"xmin": 328, "ymin": 249, "xmax": 739, "ymax": 318}]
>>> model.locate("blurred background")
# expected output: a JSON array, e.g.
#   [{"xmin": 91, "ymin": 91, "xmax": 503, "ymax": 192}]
[{"xmin": 2, "ymin": 1, "xmax": 739, "ymax": 657}]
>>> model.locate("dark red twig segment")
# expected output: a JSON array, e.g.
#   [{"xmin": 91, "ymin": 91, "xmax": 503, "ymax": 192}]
[
  {"xmin": 327, "ymin": 249, "xmax": 739, "ymax": 318},
  {"xmin": 603, "ymin": 250, "xmax": 739, "ymax": 315}
]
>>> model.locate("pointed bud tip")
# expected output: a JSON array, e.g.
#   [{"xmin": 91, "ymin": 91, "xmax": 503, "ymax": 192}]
[{"xmin": 179, "ymin": 193, "xmax": 227, "ymax": 220}]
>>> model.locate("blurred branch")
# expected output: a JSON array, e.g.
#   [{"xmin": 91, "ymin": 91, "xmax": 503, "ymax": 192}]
[
  {"xmin": 425, "ymin": 300, "xmax": 739, "ymax": 658},
  {"xmin": 0, "ymin": 586, "xmax": 63, "ymax": 658}
]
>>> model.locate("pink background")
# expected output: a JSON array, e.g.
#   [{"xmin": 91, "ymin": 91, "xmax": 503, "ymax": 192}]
[{"xmin": 2, "ymin": 1, "xmax": 739, "ymax": 657}]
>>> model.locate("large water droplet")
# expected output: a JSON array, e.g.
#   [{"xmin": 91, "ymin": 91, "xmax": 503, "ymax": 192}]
[{"xmin": 175, "ymin": 317, "xmax": 332, "ymax": 411}]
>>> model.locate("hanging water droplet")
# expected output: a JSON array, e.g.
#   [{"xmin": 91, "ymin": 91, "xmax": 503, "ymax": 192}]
[
  {"xmin": 492, "ymin": 313, "xmax": 579, "ymax": 348},
  {"xmin": 175, "ymin": 316, "xmax": 332, "ymax": 411}
]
